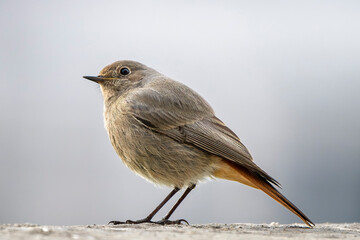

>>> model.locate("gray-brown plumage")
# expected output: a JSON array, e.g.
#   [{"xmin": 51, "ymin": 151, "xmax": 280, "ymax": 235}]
[{"xmin": 83, "ymin": 60, "xmax": 314, "ymax": 227}]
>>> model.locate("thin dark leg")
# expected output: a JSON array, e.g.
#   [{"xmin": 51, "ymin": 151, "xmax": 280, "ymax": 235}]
[
  {"xmin": 109, "ymin": 187, "xmax": 180, "ymax": 225},
  {"xmin": 144, "ymin": 187, "xmax": 180, "ymax": 220},
  {"xmin": 156, "ymin": 184, "xmax": 196, "ymax": 225}
]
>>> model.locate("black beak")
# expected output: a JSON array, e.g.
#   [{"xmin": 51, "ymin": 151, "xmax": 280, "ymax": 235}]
[{"xmin": 83, "ymin": 76, "xmax": 106, "ymax": 83}]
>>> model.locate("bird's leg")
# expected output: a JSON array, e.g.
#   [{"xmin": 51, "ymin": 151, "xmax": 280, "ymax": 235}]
[
  {"xmin": 109, "ymin": 187, "xmax": 180, "ymax": 225},
  {"xmin": 155, "ymin": 184, "xmax": 196, "ymax": 225}
]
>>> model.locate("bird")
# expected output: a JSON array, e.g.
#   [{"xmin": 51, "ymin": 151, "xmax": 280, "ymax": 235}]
[{"xmin": 83, "ymin": 60, "xmax": 314, "ymax": 227}]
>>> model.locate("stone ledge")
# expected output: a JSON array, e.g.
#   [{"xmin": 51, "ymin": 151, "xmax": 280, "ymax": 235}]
[{"xmin": 0, "ymin": 223, "xmax": 359, "ymax": 240}]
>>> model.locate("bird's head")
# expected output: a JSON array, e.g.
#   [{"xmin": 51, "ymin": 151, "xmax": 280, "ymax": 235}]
[{"xmin": 84, "ymin": 60, "xmax": 155, "ymax": 101}]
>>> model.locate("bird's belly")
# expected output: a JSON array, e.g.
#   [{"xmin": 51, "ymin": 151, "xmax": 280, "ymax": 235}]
[{"xmin": 106, "ymin": 117, "xmax": 216, "ymax": 188}]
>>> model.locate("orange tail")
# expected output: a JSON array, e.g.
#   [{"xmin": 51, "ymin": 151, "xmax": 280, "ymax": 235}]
[{"xmin": 214, "ymin": 159, "xmax": 314, "ymax": 227}]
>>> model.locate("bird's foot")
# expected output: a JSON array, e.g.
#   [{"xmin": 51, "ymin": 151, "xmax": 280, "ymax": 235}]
[
  {"xmin": 154, "ymin": 218, "xmax": 189, "ymax": 225},
  {"xmin": 108, "ymin": 218, "xmax": 189, "ymax": 225},
  {"xmin": 108, "ymin": 217, "xmax": 152, "ymax": 225}
]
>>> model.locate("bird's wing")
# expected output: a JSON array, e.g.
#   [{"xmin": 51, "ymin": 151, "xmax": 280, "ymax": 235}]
[
  {"xmin": 125, "ymin": 78, "xmax": 214, "ymax": 130},
  {"xmin": 125, "ymin": 79, "xmax": 279, "ymax": 187}
]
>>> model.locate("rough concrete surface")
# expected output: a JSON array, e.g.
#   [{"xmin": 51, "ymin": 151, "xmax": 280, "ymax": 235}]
[{"xmin": 0, "ymin": 223, "xmax": 359, "ymax": 240}]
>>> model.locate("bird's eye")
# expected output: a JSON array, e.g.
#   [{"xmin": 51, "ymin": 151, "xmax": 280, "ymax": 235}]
[{"xmin": 120, "ymin": 67, "xmax": 130, "ymax": 75}]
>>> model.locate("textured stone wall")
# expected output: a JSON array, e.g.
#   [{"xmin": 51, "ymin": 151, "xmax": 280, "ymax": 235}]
[{"xmin": 1, "ymin": 223, "xmax": 359, "ymax": 240}]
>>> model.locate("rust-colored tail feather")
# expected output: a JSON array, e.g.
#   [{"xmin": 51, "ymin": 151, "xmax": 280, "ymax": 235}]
[{"xmin": 214, "ymin": 159, "xmax": 314, "ymax": 227}]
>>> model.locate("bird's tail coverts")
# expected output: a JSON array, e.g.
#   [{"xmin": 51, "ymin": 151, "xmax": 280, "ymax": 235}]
[{"xmin": 214, "ymin": 159, "xmax": 314, "ymax": 227}]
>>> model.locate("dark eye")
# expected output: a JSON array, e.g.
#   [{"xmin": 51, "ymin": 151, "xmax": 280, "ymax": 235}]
[{"xmin": 120, "ymin": 67, "xmax": 130, "ymax": 75}]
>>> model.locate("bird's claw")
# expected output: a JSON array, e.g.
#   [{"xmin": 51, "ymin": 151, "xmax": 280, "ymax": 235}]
[
  {"xmin": 155, "ymin": 218, "xmax": 189, "ymax": 225},
  {"xmin": 108, "ymin": 218, "xmax": 189, "ymax": 225},
  {"xmin": 108, "ymin": 220, "xmax": 126, "ymax": 225},
  {"xmin": 108, "ymin": 218, "xmax": 152, "ymax": 225}
]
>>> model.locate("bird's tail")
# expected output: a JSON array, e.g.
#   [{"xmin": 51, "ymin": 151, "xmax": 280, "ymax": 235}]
[{"xmin": 213, "ymin": 159, "xmax": 314, "ymax": 227}]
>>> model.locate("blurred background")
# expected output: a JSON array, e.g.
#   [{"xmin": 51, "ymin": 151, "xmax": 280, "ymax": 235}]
[{"xmin": 0, "ymin": 0, "xmax": 359, "ymax": 225}]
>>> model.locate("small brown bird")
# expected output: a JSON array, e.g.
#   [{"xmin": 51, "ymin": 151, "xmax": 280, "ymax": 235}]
[{"xmin": 84, "ymin": 60, "xmax": 314, "ymax": 227}]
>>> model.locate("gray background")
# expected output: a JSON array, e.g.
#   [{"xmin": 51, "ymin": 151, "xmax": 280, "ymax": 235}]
[{"xmin": 0, "ymin": 0, "xmax": 359, "ymax": 225}]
